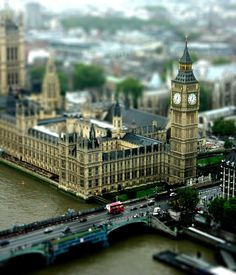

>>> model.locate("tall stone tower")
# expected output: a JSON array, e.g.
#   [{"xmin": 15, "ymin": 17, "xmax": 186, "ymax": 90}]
[
  {"xmin": 112, "ymin": 101, "xmax": 123, "ymax": 138},
  {"xmin": 0, "ymin": 5, "xmax": 25, "ymax": 96},
  {"xmin": 41, "ymin": 54, "xmax": 61, "ymax": 113},
  {"xmin": 169, "ymin": 38, "xmax": 199, "ymax": 185}
]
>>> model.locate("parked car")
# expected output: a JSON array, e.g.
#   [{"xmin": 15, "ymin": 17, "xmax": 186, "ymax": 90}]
[
  {"xmin": 140, "ymin": 204, "xmax": 148, "ymax": 208},
  {"xmin": 170, "ymin": 192, "xmax": 177, "ymax": 197}
]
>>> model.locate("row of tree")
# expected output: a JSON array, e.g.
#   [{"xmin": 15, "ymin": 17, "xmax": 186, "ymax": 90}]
[
  {"xmin": 170, "ymin": 187, "xmax": 236, "ymax": 232},
  {"xmin": 171, "ymin": 187, "xmax": 199, "ymax": 213},
  {"xmin": 29, "ymin": 63, "xmax": 144, "ymax": 108},
  {"xmin": 208, "ymin": 197, "xmax": 236, "ymax": 229},
  {"xmin": 212, "ymin": 118, "xmax": 236, "ymax": 137}
]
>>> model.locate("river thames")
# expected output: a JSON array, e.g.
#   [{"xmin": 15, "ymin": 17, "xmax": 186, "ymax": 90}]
[{"xmin": 0, "ymin": 163, "xmax": 217, "ymax": 275}]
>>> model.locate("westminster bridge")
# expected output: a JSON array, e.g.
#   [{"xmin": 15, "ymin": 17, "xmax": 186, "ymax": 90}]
[{"xmin": 0, "ymin": 198, "xmax": 177, "ymax": 272}]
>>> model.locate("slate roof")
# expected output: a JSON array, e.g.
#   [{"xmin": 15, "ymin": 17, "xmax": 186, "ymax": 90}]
[
  {"xmin": 104, "ymin": 104, "xmax": 168, "ymax": 129},
  {"xmin": 174, "ymin": 39, "xmax": 198, "ymax": 84},
  {"xmin": 114, "ymin": 101, "xmax": 121, "ymax": 117},
  {"xmin": 174, "ymin": 70, "xmax": 197, "ymax": 84},
  {"xmin": 179, "ymin": 39, "xmax": 193, "ymax": 64},
  {"xmin": 122, "ymin": 133, "xmax": 162, "ymax": 146},
  {"xmin": 38, "ymin": 116, "xmax": 66, "ymax": 126}
]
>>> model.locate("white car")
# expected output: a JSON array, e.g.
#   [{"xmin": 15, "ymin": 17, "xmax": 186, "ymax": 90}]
[
  {"xmin": 153, "ymin": 207, "xmax": 161, "ymax": 216},
  {"xmin": 170, "ymin": 192, "xmax": 177, "ymax": 197},
  {"xmin": 44, "ymin": 227, "xmax": 53, "ymax": 234}
]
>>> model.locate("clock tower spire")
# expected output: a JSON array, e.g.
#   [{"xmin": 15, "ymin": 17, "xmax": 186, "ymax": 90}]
[{"xmin": 169, "ymin": 38, "xmax": 199, "ymax": 185}]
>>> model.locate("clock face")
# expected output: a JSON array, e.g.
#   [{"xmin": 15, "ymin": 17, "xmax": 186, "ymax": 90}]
[
  {"xmin": 173, "ymin": 92, "xmax": 181, "ymax": 105},
  {"xmin": 188, "ymin": 93, "xmax": 197, "ymax": 105}
]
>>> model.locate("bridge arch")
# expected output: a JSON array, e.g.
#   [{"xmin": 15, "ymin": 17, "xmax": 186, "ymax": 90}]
[
  {"xmin": 6, "ymin": 251, "xmax": 47, "ymax": 272},
  {"xmin": 107, "ymin": 219, "xmax": 149, "ymax": 237}
]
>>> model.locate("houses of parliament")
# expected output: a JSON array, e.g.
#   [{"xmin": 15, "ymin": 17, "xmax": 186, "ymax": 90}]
[{"xmin": 0, "ymin": 8, "xmax": 200, "ymax": 199}]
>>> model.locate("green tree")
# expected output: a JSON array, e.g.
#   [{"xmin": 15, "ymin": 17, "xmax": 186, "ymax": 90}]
[
  {"xmin": 176, "ymin": 187, "xmax": 199, "ymax": 213},
  {"xmin": 29, "ymin": 66, "xmax": 45, "ymax": 83},
  {"xmin": 73, "ymin": 63, "xmax": 105, "ymax": 90},
  {"xmin": 190, "ymin": 52, "xmax": 198, "ymax": 63},
  {"xmin": 199, "ymin": 85, "xmax": 211, "ymax": 111},
  {"xmin": 223, "ymin": 198, "xmax": 236, "ymax": 228},
  {"xmin": 224, "ymin": 139, "xmax": 234, "ymax": 149},
  {"xmin": 116, "ymin": 77, "xmax": 143, "ymax": 109},
  {"xmin": 58, "ymin": 71, "xmax": 68, "ymax": 97},
  {"xmin": 208, "ymin": 197, "xmax": 236, "ymax": 229},
  {"xmin": 160, "ymin": 59, "xmax": 176, "ymax": 81},
  {"xmin": 212, "ymin": 57, "xmax": 230, "ymax": 65},
  {"xmin": 155, "ymin": 46, "xmax": 163, "ymax": 55},
  {"xmin": 208, "ymin": 197, "xmax": 226, "ymax": 223},
  {"xmin": 212, "ymin": 118, "xmax": 236, "ymax": 137}
]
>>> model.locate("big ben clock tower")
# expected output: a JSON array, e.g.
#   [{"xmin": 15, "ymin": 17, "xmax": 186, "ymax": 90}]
[{"xmin": 169, "ymin": 38, "xmax": 199, "ymax": 185}]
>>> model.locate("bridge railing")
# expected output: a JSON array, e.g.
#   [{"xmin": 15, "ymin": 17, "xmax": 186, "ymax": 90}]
[{"xmin": 0, "ymin": 206, "xmax": 105, "ymax": 239}]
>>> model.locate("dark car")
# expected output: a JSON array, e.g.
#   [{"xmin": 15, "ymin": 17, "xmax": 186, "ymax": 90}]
[
  {"xmin": 140, "ymin": 204, "xmax": 148, "ymax": 208},
  {"xmin": 148, "ymin": 200, "xmax": 155, "ymax": 206},
  {"xmin": 0, "ymin": 240, "xmax": 10, "ymax": 247},
  {"xmin": 130, "ymin": 206, "xmax": 138, "ymax": 211},
  {"xmin": 79, "ymin": 217, "xmax": 87, "ymax": 223},
  {"xmin": 62, "ymin": 226, "xmax": 71, "ymax": 234}
]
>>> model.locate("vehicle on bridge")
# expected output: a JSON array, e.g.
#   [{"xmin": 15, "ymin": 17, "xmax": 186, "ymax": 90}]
[
  {"xmin": 0, "ymin": 240, "xmax": 9, "ymax": 246},
  {"xmin": 44, "ymin": 227, "xmax": 54, "ymax": 234},
  {"xmin": 62, "ymin": 226, "xmax": 71, "ymax": 234},
  {"xmin": 106, "ymin": 201, "xmax": 124, "ymax": 214}
]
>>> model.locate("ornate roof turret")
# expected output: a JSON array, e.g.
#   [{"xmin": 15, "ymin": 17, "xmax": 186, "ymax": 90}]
[
  {"xmin": 46, "ymin": 53, "xmax": 56, "ymax": 74},
  {"xmin": 124, "ymin": 95, "xmax": 130, "ymax": 110},
  {"xmin": 174, "ymin": 37, "xmax": 198, "ymax": 84},
  {"xmin": 114, "ymin": 101, "xmax": 121, "ymax": 117},
  {"xmin": 89, "ymin": 123, "xmax": 96, "ymax": 140},
  {"xmin": 6, "ymin": 86, "xmax": 17, "ymax": 115},
  {"xmin": 87, "ymin": 123, "xmax": 99, "ymax": 149},
  {"xmin": 179, "ymin": 36, "xmax": 192, "ymax": 64}
]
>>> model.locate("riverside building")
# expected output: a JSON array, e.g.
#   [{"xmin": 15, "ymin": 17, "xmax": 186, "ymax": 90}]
[
  {"xmin": 0, "ymin": 39, "xmax": 200, "ymax": 199},
  {"xmin": 0, "ymin": 7, "xmax": 200, "ymax": 199}
]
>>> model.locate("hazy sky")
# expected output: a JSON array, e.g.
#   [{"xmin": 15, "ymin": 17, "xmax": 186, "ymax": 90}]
[{"xmin": 5, "ymin": 0, "xmax": 130, "ymax": 12}]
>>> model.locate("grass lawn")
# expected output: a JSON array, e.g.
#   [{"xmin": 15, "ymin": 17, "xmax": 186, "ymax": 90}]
[{"xmin": 197, "ymin": 155, "xmax": 224, "ymax": 167}]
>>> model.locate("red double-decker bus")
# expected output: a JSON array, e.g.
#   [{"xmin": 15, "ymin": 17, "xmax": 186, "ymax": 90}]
[{"xmin": 106, "ymin": 201, "xmax": 124, "ymax": 214}]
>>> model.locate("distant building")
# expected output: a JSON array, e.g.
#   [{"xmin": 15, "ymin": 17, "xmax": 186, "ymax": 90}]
[
  {"xmin": 29, "ymin": 54, "xmax": 61, "ymax": 117},
  {"xmin": 25, "ymin": 2, "xmax": 44, "ymax": 30},
  {"xmin": 139, "ymin": 88, "xmax": 169, "ymax": 117},
  {"xmin": 194, "ymin": 60, "xmax": 236, "ymax": 109},
  {"xmin": 199, "ymin": 106, "xmax": 236, "ymax": 132},
  {"xmin": 41, "ymin": 55, "xmax": 61, "ymax": 114},
  {"xmin": 221, "ymin": 148, "xmax": 236, "ymax": 199},
  {"xmin": 171, "ymin": 42, "xmax": 234, "ymax": 59},
  {"xmin": 0, "ymin": 6, "xmax": 25, "ymax": 95}
]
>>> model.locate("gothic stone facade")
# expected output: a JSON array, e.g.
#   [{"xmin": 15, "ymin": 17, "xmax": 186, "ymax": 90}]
[
  {"xmin": 0, "ymin": 11, "xmax": 25, "ymax": 95},
  {"xmin": 0, "ymin": 41, "xmax": 199, "ymax": 199}
]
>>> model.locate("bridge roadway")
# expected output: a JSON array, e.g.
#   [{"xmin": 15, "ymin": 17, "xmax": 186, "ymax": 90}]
[
  {"xmin": 0, "ymin": 185, "xmax": 221, "ymax": 267},
  {"xmin": 0, "ymin": 199, "xmax": 158, "ymax": 262}
]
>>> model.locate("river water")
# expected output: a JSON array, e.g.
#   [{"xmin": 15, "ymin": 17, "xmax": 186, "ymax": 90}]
[{"xmin": 0, "ymin": 163, "xmax": 217, "ymax": 275}]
